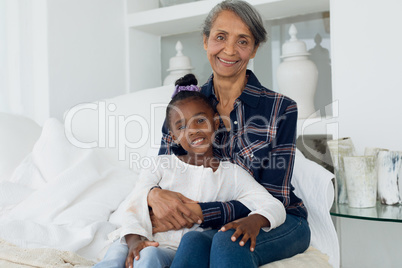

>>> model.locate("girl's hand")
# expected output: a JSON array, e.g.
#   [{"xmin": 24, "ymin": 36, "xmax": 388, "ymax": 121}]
[
  {"xmin": 220, "ymin": 214, "xmax": 270, "ymax": 252},
  {"xmin": 147, "ymin": 188, "xmax": 202, "ymax": 232},
  {"xmin": 125, "ymin": 234, "xmax": 159, "ymax": 268}
]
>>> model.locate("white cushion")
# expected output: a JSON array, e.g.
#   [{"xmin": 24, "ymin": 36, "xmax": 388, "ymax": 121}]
[
  {"xmin": 261, "ymin": 246, "xmax": 331, "ymax": 268},
  {"xmin": 0, "ymin": 113, "xmax": 41, "ymax": 182}
]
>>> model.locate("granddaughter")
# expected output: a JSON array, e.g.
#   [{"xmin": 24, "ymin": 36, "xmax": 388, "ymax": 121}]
[{"xmin": 95, "ymin": 74, "xmax": 286, "ymax": 268}]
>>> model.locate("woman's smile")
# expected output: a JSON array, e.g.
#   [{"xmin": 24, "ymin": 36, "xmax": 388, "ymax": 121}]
[
  {"xmin": 218, "ymin": 57, "xmax": 238, "ymax": 65},
  {"xmin": 203, "ymin": 10, "xmax": 258, "ymax": 80}
]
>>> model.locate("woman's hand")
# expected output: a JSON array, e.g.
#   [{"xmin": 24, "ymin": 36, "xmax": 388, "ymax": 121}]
[
  {"xmin": 150, "ymin": 203, "xmax": 204, "ymax": 233},
  {"xmin": 220, "ymin": 214, "xmax": 270, "ymax": 252},
  {"xmin": 147, "ymin": 188, "xmax": 202, "ymax": 233},
  {"xmin": 125, "ymin": 234, "xmax": 159, "ymax": 268}
]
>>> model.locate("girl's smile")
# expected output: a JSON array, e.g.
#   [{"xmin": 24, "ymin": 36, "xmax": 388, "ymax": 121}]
[{"xmin": 169, "ymin": 98, "xmax": 219, "ymax": 159}]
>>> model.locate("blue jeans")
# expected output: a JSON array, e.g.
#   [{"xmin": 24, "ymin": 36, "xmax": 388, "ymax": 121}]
[
  {"xmin": 93, "ymin": 241, "xmax": 176, "ymax": 268},
  {"xmin": 171, "ymin": 214, "xmax": 310, "ymax": 268}
]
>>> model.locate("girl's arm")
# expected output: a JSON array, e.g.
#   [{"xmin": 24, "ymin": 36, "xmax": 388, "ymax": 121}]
[
  {"xmin": 147, "ymin": 123, "xmax": 203, "ymax": 231},
  {"xmin": 119, "ymin": 157, "xmax": 166, "ymax": 240}
]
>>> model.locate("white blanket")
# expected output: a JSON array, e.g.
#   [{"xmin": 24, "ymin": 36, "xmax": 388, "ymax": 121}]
[
  {"xmin": 0, "ymin": 238, "xmax": 94, "ymax": 268},
  {"xmin": 0, "ymin": 119, "xmax": 137, "ymax": 262}
]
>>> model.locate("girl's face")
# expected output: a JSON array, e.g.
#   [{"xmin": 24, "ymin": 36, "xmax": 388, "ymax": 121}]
[
  {"xmin": 203, "ymin": 10, "xmax": 259, "ymax": 80},
  {"xmin": 169, "ymin": 98, "xmax": 219, "ymax": 157}
]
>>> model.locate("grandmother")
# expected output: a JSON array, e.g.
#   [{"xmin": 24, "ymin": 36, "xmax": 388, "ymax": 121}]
[{"xmin": 148, "ymin": 0, "xmax": 311, "ymax": 267}]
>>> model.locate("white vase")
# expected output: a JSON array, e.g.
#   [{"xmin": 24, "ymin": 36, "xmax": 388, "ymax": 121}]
[
  {"xmin": 377, "ymin": 151, "xmax": 401, "ymax": 205},
  {"xmin": 163, "ymin": 41, "xmax": 194, "ymax": 85},
  {"xmin": 364, "ymin": 147, "xmax": 388, "ymax": 158},
  {"xmin": 327, "ymin": 137, "xmax": 356, "ymax": 204},
  {"xmin": 364, "ymin": 147, "xmax": 389, "ymax": 200},
  {"xmin": 398, "ymin": 157, "xmax": 402, "ymax": 204},
  {"xmin": 277, "ymin": 24, "xmax": 318, "ymax": 119},
  {"xmin": 344, "ymin": 156, "xmax": 377, "ymax": 208}
]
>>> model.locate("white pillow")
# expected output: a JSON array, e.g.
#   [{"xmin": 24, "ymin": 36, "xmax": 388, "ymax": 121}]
[
  {"xmin": 64, "ymin": 85, "xmax": 174, "ymax": 172},
  {"xmin": 0, "ymin": 113, "xmax": 41, "ymax": 182}
]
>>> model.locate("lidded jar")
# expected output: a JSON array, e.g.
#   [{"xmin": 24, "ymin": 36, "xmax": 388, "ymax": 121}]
[
  {"xmin": 163, "ymin": 41, "xmax": 194, "ymax": 85},
  {"xmin": 277, "ymin": 24, "xmax": 318, "ymax": 119}
]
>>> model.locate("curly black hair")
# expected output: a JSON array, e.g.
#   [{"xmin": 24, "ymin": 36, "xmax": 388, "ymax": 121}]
[{"xmin": 165, "ymin": 74, "xmax": 215, "ymax": 130}]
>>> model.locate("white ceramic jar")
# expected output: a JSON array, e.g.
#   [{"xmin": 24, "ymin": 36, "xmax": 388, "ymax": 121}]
[
  {"xmin": 277, "ymin": 24, "xmax": 318, "ymax": 119},
  {"xmin": 163, "ymin": 41, "xmax": 194, "ymax": 86}
]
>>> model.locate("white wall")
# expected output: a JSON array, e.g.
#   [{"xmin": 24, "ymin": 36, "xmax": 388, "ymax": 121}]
[
  {"xmin": 0, "ymin": 0, "xmax": 8, "ymax": 112},
  {"xmin": 47, "ymin": 0, "xmax": 127, "ymax": 121},
  {"xmin": 331, "ymin": 0, "xmax": 402, "ymax": 154},
  {"xmin": 1, "ymin": 0, "xmax": 127, "ymax": 124},
  {"xmin": 331, "ymin": 0, "xmax": 402, "ymax": 267}
]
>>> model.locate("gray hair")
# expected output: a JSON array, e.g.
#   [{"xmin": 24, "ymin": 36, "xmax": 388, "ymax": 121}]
[{"xmin": 202, "ymin": 0, "xmax": 267, "ymax": 45}]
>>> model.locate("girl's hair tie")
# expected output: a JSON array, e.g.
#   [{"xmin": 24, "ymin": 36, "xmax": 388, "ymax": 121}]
[{"xmin": 172, "ymin": 84, "xmax": 200, "ymax": 98}]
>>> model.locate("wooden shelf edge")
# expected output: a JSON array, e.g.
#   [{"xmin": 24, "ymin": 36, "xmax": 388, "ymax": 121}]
[{"xmin": 127, "ymin": 0, "xmax": 329, "ymax": 36}]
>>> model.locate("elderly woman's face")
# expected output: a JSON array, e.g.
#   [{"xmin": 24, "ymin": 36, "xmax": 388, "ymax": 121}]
[{"xmin": 203, "ymin": 10, "xmax": 259, "ymax": 79}]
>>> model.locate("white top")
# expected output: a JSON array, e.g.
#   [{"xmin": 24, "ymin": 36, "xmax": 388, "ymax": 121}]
[{"xmin": 118, "ymin": 155, "xmax": 286, "ymax": 249}]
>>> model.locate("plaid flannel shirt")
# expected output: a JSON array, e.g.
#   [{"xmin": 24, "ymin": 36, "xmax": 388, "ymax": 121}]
[{"xmin": 159, "ymin": 70, "xmax": 307, "ymax": 228}]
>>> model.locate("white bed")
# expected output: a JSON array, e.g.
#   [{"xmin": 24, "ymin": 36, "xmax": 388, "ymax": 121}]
[{"xmin": 0, "ymin": 85, "xmax": 339, "ymax": 267}]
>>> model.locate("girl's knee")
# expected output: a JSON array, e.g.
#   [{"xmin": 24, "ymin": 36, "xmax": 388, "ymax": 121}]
[
  {"xmin": 94, "ymin": 242, "xmax": 128, "ymax": 268},
  {"xmin": 211, "ymin": 230, "xmax": 250, "ymax": 253},
  {"xmin": 137, "ymin": 246, "xmax": 159, "ymax": 259},
  {"xmin": 180, "ymin": 231, "xmax": 211, "ymax": 247},
  {"xmin": 212, "ymin": 229, "xmax": 235, "ymax": 246},
  {"xmin": 135, "ymin": 247, "xmax": 174, "ymax": 268},
  {"xmin": 210, "ymin": 230, "xmax": 256, "ymax": 268},
  {"xmin": 181, "ymin": 231, "xmax": 205, "ymax": 241}
]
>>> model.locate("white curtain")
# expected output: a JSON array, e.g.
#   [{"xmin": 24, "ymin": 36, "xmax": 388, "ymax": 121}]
[{"xmin": 0, "ymin": 0, "xmax": 49, "ymax": 124}]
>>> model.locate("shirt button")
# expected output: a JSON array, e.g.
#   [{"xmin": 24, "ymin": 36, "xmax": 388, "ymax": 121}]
[{"xmin": 234, "ymin": 121, "xmax": 238, "ymax": 125}]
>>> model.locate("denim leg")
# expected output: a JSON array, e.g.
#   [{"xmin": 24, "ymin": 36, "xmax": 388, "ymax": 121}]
[
  {"xmin": 171, "ymin": 229, "xmax": 218, "ymax": 268},
  {"xmin": 93, "ymin": 240, "xmax": 128, "ymax": 268},
  {"xmin": 133, "ymin": 246, "xmax": 176, "ymax": 268},
  {"xmin": 210, "ymin": 214, "xmax": 311, "ymax": 268}
]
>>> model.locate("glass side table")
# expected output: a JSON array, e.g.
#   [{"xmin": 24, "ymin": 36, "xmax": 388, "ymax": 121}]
[{"xmin": 330, "ymin": 201, "xmax": 402, "ymax": 223}]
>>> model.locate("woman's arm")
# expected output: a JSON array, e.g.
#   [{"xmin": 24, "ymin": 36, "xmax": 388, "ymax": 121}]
[{"xmin": 258, "ymin": 99, "xmax": 307, "ymax": 219}]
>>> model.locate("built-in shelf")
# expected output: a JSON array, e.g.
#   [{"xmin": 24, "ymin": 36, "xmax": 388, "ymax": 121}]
[
  {"xmin": 126, "ymin": 0, "xmax": 330, "ymax": 92},
  {"xmin": 127, "ymin": 0, "xmax": 330, "ymax": 36}
]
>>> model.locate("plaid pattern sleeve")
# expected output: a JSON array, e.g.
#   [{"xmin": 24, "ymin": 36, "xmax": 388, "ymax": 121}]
[{"xmin": 198, "ymin": 200, "xmax": 251, "ymax": 229}]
